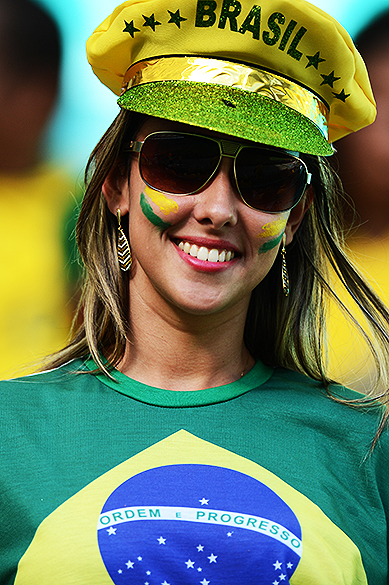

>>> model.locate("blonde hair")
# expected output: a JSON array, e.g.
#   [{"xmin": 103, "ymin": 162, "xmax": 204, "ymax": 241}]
[{"xmin": 47, "ymin": 109, "xmax": 389, "ymax": 443}]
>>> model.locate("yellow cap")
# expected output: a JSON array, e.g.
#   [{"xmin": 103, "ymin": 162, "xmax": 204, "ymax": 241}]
[{"xmin": 86, "ymin": 0, "xmax": 376, "ymax": 155}]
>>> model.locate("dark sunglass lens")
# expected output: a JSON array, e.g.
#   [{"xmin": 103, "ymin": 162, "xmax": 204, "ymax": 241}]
[
  {"xmin": 140, "ymin": 133, "xmax": 220, "ymax": 194},
  {"xmin": 236, "ymin": 148, "xmax": 306, "ymax": 212}
]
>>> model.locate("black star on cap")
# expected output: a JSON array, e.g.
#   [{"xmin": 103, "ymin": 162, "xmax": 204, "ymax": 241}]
[
  {"xmin": 142, "ymin": 13, "xmax": 162, "ymax": 31},
  {"xmin": 305, "ymin": 51, "xmax": 325, "ymax": 69},
  {"xmin": 167, "ymin": 9, "xmax": 187, "ymax": 28},
  {"xmin": 320, "ymin": 70, "xmax": 341, "ymax": 87},
  {"xmin": 123, "ymin": 20, "xmax": 140, "ymax": 38},
  {"xmin": 333, "ymin": 89, "xmax": 350, "ymax": 102}
]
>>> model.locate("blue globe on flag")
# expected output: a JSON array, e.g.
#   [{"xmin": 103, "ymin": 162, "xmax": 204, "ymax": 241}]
[{"xmin": 98, "ymin": 464, "xmax": 302, "ymax": 584}]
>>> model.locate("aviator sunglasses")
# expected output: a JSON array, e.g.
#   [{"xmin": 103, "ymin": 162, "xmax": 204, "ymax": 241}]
[{"xmin": 127, "ymin": 131, "xmax": 312, "ymax": 214}]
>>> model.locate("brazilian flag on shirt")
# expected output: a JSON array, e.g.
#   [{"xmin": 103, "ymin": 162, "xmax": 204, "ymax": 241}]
[{"xmin": 15, "ymin": 430, "xmax": 367, "ymax": 584}]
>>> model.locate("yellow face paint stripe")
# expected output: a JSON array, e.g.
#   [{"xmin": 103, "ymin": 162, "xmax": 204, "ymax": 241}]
[
  {"xmin": 257, "ymin": 218, "xmax": 287, "ymax": 239},
  {"xmin": 144, "ymin": 186, "xmax": 179, "ymax": 215}
]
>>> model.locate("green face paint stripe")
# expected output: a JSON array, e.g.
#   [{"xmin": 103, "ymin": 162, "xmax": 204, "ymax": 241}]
[
  {"xmin": 140, "ymin": 192, "xmax": 171, "ymax": 228},
  {"xmin": 258, "ymin": 230, "xmax": 284, "ymax": 254}
]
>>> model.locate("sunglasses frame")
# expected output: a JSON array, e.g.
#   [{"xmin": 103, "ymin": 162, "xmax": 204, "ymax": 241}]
[{"xmin": 127, "ymin": 131, "xmax": 312, "ymax": 214}]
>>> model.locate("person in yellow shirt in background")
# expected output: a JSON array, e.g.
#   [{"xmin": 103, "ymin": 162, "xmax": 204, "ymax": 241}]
[
  {"xmin": 0, "ymin": 0, "xmax": 80, "ymax": 379},
  {"xmin": 327, "ymin": 8, "xmax": 389, "ymax": 393}
]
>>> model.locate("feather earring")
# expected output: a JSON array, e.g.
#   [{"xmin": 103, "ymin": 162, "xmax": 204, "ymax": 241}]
[
  {"xmin": 281, "ymin": 234, "xmax": 289, "ymax": 297},
  {"xmin": 116, "ymin": 209, "xmax": 132, "ymax": 271}
]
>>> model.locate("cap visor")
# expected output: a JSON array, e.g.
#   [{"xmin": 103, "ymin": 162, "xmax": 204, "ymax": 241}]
[{"xmin": 118, "ymin": 80, "xmax": 333, "ymax": 156}]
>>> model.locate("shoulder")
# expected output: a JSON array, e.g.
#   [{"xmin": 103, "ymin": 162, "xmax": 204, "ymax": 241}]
[
  {"xmin": 1, "ymin": 359, "xmax": 82, "ymax": 383},
  {"xmin": 268, "ymin": 366, "xmax": 372, "ymax": 402},
  {"xmin": 0, "ymin": 360, "xmax": 117, "ymax": 446},
  {"xmin": 0, "ymin": 360, "xmax": 100, "ymax": 406},
  {"xmin": 261, "ymin": 367, "xmax": 389, "ymax": 447}
]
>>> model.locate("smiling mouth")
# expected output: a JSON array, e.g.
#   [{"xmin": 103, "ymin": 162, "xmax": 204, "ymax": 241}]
[{"xmin": 177, "ymin": 240, "xmax": 236, "ymax": 263}]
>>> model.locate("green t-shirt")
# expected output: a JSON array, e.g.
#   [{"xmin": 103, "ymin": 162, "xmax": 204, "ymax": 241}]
[{"xmin": 0, "ymin": 359, "xmax": 387, "ymax": 584}]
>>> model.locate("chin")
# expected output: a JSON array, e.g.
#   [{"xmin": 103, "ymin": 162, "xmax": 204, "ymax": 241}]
[{"xmin": 166, "ymin": 291, "xmax": 247, "ymax": 317}]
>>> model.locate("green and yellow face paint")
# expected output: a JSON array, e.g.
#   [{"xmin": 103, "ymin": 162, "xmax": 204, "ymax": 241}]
[
  {"xmin": 257, "ymin": 218, "xmax": 287, "ymax": 254},
  {"xmin": 140, "ymin": 185, "xmax": 179, "ymax": 229}
]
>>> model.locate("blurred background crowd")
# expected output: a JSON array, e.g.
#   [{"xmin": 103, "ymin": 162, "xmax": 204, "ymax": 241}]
[{"xmin": 0, "ymin": 0, "xmax": 388, "ymax": 391}]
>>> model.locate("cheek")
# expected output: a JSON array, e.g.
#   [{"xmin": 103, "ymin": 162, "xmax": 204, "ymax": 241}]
[
  {"xmin": 139, "ymin": 186, "xmax": 180, "ymax": 229},
  {"xmin": 256, "ymin": 217, "xmax": 288, "ymax": 254}
]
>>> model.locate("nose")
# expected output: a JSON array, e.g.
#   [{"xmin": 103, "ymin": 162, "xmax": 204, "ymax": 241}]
[{"xmin": 192, "ymin": 157, "xmax": 239, "ymax": 229}]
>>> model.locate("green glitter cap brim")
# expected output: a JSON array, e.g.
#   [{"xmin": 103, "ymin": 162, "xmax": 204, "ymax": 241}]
[{"xmin": 118, "ymin": 80, "xmax": 334, "ymax": 156}]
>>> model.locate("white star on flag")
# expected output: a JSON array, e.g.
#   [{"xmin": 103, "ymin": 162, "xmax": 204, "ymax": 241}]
[
  {"xmin": 200, "ymin": 579, "xmax": 210, "ymax": 585},
  {"xmin": 273, "ymin": 560, "xmax": 282, "ymax": 570},
  {"xmin": 279, "ymin": 574, "xmax": 286, "ymax": 581},
  {"xmin": 158, "ymin": 536, "xmax": 166, "ymax": 545},
  {"xmin": 208, "ymin": 553, "xmax": 217, "ymax": 563},
  {"xmin": 287, "ymin": 562, "xmax": 293, "ymax": 569},
  {"xmin": 199, "ymin": 498, "xmax": 209, "ymax": 505},
  {"xmin": 197, "ymin": 544, "xmax": 204, "ymax": 552},
  {"xmin": 107, "ymin": 527, "xmax": 116, "ymax": 535},
  {"xmin": 185, "ymin": 559, "xmax": 195, "ymax": 569},
  {"xmin": 126, "ymin": 560, "xmax": 134, "ymax": 569}
]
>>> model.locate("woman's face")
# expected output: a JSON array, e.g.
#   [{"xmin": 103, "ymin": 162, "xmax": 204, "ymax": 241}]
[{"xmin": 107, "ymin": 117, "xmax": 307, "ymax": 317}]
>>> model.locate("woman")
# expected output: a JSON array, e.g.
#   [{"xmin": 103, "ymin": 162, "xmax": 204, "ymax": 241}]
[{"xmin": 1, "ymin": 0, "xmax": 388, "ymax": 583}]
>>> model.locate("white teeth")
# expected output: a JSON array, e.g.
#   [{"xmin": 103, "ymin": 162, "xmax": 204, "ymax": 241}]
[
  {"xmin": 197, "ymin": 246, "xmax": 209, "ymax": 261},
  {"xmin": 208, "ymin": 249, "xmax": 219, "ymax": 263},
  {"xmin": 189, "ymin": 244, "xmax": 198, "ymax": 257},
  {"xmin": 177, "ymin": 240, "xmax": 235, "ymax": 263}
]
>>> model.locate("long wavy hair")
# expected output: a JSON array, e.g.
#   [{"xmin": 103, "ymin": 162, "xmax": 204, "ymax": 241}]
[{"xmin": 47, "ymin": 109, "xmax": 389, "ymax": 442}]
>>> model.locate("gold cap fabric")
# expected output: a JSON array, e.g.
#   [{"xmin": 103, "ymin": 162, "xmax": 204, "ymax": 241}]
[{"xmin": 86, "ymin": 0, "xmax": 376, "ymax": 155}]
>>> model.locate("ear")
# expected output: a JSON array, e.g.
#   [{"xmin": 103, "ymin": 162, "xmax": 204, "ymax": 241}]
[
  {"xmin": 101, "ymin": 165, "xmax": 130, "ymax": 217},
  {"xmin": 284, "ymin": 186, "xmax": 313, "ymax": 245}
]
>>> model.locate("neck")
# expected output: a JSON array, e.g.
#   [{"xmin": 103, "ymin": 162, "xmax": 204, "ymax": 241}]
[{"xmin": 118, "ymin": 286, "xmax": 254, "ymax": 391}]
